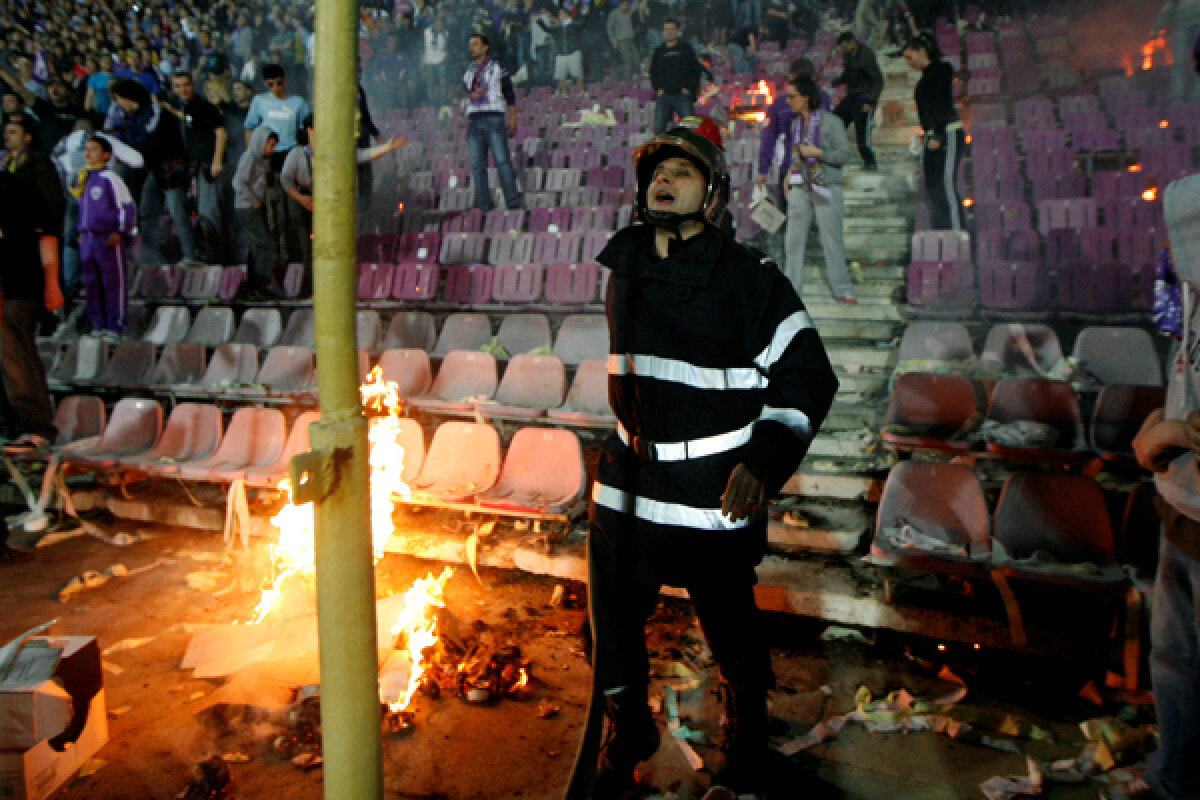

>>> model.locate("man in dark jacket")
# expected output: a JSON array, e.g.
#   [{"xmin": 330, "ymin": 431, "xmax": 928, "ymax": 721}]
[
  {"xmin": 648, "ymin": 18, "xmax": 705, "ymax": 133},
  {"xmin": 586, "ymin": 115, "xmax": 838, "ymax": 799},
  {"xmin": 164, "ymin": 72, "xmax": 227, "ymax": 257},
  {"xmin": 2, "ymin": 113, "xmax": 65, "ymax": 238},
  {"xmin": 832, "ymin": 31, "xmax": 883, "ymax": 170}
]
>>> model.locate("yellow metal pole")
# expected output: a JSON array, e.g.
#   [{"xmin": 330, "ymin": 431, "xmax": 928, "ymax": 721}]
[{"xmin": 309, "ymin": 0, "xmax": 384, "ymax": 794}]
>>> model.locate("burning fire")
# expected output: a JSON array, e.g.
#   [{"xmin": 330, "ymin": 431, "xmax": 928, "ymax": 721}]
[
  {"xmin": 757, "ymin": 79, "xmax": 774, "ymax": 106},
  {"xmin": 251, "ymin": 366, "xmax": 455, "ymax": 713},
  {"xmin": 1143, "ymin": 187, "xmax": 1159, "ymax": 202}
]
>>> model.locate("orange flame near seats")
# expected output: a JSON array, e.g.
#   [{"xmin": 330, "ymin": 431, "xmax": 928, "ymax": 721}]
[
  {"xmin": 1143, "ymin": 187, "xmax": 1159, "ymax": 202},
  {"xmin": 251, "ymin": 368, "xmax": 454, "ymax": 712}
]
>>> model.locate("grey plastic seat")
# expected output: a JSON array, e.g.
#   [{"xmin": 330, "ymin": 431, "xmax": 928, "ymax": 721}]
[
  {"xmin": 92, "ymin": 340, "xmax": 157, "ymax": 387},
  {"xmin": 279, "ymin": 308, "xmax": 316, "ymax": 348},
  {"xmin": 141, "ymin": 305, "xmax": 192, "ymax": 346},
  {"xmin": 51, "ymin": 395, "xmax": 106, "ymax": 447},
  {"xmin": 179, "ymin": 407, "xmax": 288, "ymax": 482},
  {"xmin": 546, "ymin": 359, "xmax": 615, "ymax": 426},
  {"xmin": 410, "ymin": 421, "xmax": 501, "ymax": 501},
  {"xmin": 232, "ymin": 308, "xmax": 283, "ymax": 348},
  {"xmin": 476, "ymin": 427, "xmax": 585, "ymax": 513},
  {"xmin": 376, "ymin": 348, "xmax": 434, "ymax": 398},
  {"xmin": 147, "ymin": 342, "xmax": 207, "ymax": 387},
  {"xmin": 118, "ymin": 403, "xmax": 224, "ymax": 474},
  {"xmin": 245, "ymin": 410, "xmax": 321, "ymax": 487},
  {"xmin": 478, "ymin": 354, "xmax": 565, "ymax": 421},
  {"xmin": 495, "ymin": 314, "xmax": 552, "ymax": 356},
  {"xmin": 239, "ymin": 346, "xmax": 315, "ymax": 397},
  {"xmin": 48, "ymin": 335, "xmax": 109, "ymax": 385},
  {"xmin": 1072, "ymin": 326, "xmax": 1162, "ymax": 386},
  {"xmin": 182, "ymin": 343, "xmax": 260, "ymax": 392},
  {"xmin": 979, "ymin": 323, "xmax": 1063, "ymax": 375},
  {"xmin": 408, "ymin": 350, "xmax": 498, "ymax": 414},
  {"xmin": 186, "ymin": 306, "xmax": 236, "ymax": 347},
  {"xmin": 356, "ymin": 310, "xmax": 383, "ymax": 352},
  {"xmin": 552, "ymin": 314, "xmax": 609, "ymax": 366},
  {"xmin": 896, "ymin": 322, "xmax": 975, "ymax": 363},
  {"xmin": 432, "ymin": 313, "xmax": 492, "ymax": 357},
  {"xmin": 380, "ymin": 311, "xmax": 437, "ymax": 352},
  {"xmin": 61, "ymin": 397, "xmax": 163, "ymax": 468}
]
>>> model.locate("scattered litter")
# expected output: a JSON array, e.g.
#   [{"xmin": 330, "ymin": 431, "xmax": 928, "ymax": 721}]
[
  {"xmin": 980, "ymin": 756, "xmax": 1043, "ymax": 800},
  {"xmin": 58, "ymin": 564, "xmax": 131, "ymax": 601},
  {"xmin": 108, "ymin": 702, "xmax": 133, "ymax": 716},
  {"xmin": 220, "ymin": 752, "xmax": 251, "ymax": 763},
  {"xmin": 819, "ymin": 625, "xmax": 871, "ymax": 644},
  {"xmin": 781, "ymin": 510, "xmax": 810, "ymax": 528},
  {"xmin": 291, "ymin": 752, "xmax": 323, "ymax": 770},
  {"xmin": 535, "ymin": 698, "xmax": 560, "ymax": 718},
  {"xmin": 185, "ymin": 572, "xmax": 226, "ymax": 592},
  {"xmin": 549, "ymin": 585, "xmax": 565, "ymax": 607},
  {"xmin": 875, "ymin": 523, "xmax": 969, "ymax": 558},
  {"xmin": 465, "ymin": 686, "xmax": 490, "ymax": 704},
  {"xmin": 102, "ymin": 637, "xmax": 155, "ymax": 655},
  {"xmin": 102, "ymin": 660, "xmax": 125, "ymax": 675},
  {"xmin": 188, "ymin": 691, "xmax": 206, "ymax": 702},
  {"xmin": 78, "ymin": 758, "xmax": 107, "ymax": 778},
  {"xmin": 173, "ymin": 757, "xmax": 232, "ymax": 800}
]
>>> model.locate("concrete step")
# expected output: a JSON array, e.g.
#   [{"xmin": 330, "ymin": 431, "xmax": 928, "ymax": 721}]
[
  {"xmin": 810, "ymin": 317, "xmax": 904, "ymax": 340},
  {"xmin": 806, "ymin": 299, "xmax": 906, "ymax": 319},
  {"xmin": 844, "ymin": 215, "xmax": 910, "ymax": 233},
  {"xmin": 810, "ymin": 428, "xmax": 884, "ymax": 459},
  {"xmin": 830, "ymin": 371, "xmax": 889, "ymax": 398},
  {"xmin": 842, "ymin": 230, "xmax": 910, "ymax": 253},
  {"xmin": 825, "ymin": 340, "xmax": 899, "ymax": 368},
  {"xmin": 822, "ymin": 405, "xmax": 887, "ymax": 433},
  {"xmin": 767, "ymin": 499, "xmax": 872, "ymax": 554}
]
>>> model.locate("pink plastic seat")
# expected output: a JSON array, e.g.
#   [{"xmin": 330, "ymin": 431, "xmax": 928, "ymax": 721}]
[
  {"xmin": 870, "ymin": 461, "xmax": 990, "ymax": 571},
  {"xmin": 137, "ymin": 264, "xmax": 184, "ymax": 299},
  {"xmin": 569, "ymin": 206, "xmax": 616, "ymax": 233},
  {"xmin": 882, "ymin": 372, "xmax": 979, "ymax": 453},
  {"xmin": 410, "ymin": 421, "xmax": 501, "ymax": 501},
  {"xmin": 442, "ymin": 208, "xmax": 484, "ymax": 234},
  {"xmin": 911, "ymin": 230, "xmax": 972, "ymax": 261},
  {"xmin": 52, "ymin": 395, "xmax": 107, "ymax": 448},
  {"xmin": 443, "ymin": 264, "xmax": 495, "ymax": 305},
  {"xmin": 377, "ymin": 348, "xmax": 434, "ymax": 398},
  {"xmin": 546, "ymin": 359, "xmax": 615, "ymax": 426},
  {"xmin": 527, "ymin": 206, "xmax": 571, "ymax": 234},
  {"xmin": 482, "ymin": 209, "xmax": 526, "ymax": 235},
  {"xmin": 184, "ymin": 343, "xmax": 260, "ymax": 392},
  {"xmin": 544, "ymin": 262, "xmax": 599, "ymax": 305},
  {"xmin": 392, "ymin": 262, "xmax": 440, "ymax": 301},
  {"xmin": 397, "ymin": 232, "xmax": 442, "ymax": 263},
  {"xmin": 62, "ymin": 397, "xmax": 163, "ymax": 468},
  {"xmin": 478, "ymin": 354, "xmax": 566, "ymax": 421},
  {"xmin": 381, "ymin": 312, "xmax": 437, "ymax": 351},
  {"xmin": 218, "ymin": 266, "xmax": 247, "ymax": 301},
  {"xmin": 581, "ymin": 231, "xmax": 612, "ymax": 263},
  {"xmin": 179, "ymin": 407, "xmax": 288, "ymax": 482},
  {"xmin": 488, "ymin": 232, "xmax": 536, "ymax": 265},
  {"xmin": 245, "ymin": 410, "xmax": 321, "ymax": 488},
  {"xmin": 408, "ymin": 350, "xmax": 499, "ymax": 414},
  {"xmin": 495, "ymin": 313, "xmax": 552, "ymax": 355},
  {"xmin": 243, "ymin": 346, "xmax": 316, "ymax": 397},
  {"xmin": 118, "ymin": 403, "xmax": 223, "ymax": 474},
  {"xmin": 493, "ymin": 263, "xmax": 544, "ymax": 304},
  {"xmin": 475, "ymin": 427, "xmax": 585, "ymax": 512},
  {"xmin": 994, "ymin": 472, "xmax": 1124, "ymax": 583},
  {"xmin": 553, "ymin": 314, "xmax": 609, "ymax": 365},
  {"xmin": 279, "ymin": 309, "xmax": 315, "ymax": 348},
  {"xmin": 532, "ymin": 232, "xmax": 583, "ymax": 263},
  {"xmin": 147, "ymin": 342, "xmax": 207, "ymax": 387},
  {"xmin": 93, "ymin": 340, "xmax": 157, "ymax": 387}
]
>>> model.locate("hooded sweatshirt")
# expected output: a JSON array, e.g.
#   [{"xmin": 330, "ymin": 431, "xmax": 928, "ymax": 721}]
[{"xmin": 233, "ymin": 125, "xmax": 275, "ymax": 209}]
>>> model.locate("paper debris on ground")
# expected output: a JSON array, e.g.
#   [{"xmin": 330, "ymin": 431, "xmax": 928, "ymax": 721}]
[
  {"xmin": 102, "ymin": 637, "xmax": 155, "ymax": 656},
  {"xmin": 980, "ymin": 756, "xmax": 1043, "ymax": 800}
]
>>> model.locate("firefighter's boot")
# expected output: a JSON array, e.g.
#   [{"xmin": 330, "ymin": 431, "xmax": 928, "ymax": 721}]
[{"xmin": 593, "ymin": 687, "xmax": 661, "ymax": 800}]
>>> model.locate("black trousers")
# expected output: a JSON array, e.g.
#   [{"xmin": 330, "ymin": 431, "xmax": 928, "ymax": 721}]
[
  {"xmin": 833, "ymin": 95, "xmax": 877, "ymax": 168},
  {"xmin": 1, "ymin": 297, "xmax": 56, "ymax": 440},
  {"xmin": 587, "ymin": 523, "xmax": 773, "ymax": 696},
  {"xmin": 923, "ymin": 127, "xmax": 967, "ymax": 230}
]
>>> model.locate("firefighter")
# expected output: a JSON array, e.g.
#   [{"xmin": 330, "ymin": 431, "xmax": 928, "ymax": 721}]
[{"xmin": 586, "ymin": 115, "xmax": 840, "ymax": 799}]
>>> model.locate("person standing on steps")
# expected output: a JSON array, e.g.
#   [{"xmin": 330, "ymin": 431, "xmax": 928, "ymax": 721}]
[
  {"xmin": 903, "ymin": 34, "xmax": 966, "ymax": 231},
  {"xmin": 832, "ymin": 31, "xmax": 883, "ymax": 171}
]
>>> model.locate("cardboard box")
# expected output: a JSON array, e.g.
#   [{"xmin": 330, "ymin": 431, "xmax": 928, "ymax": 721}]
[{"xmin": 0, "ymin": 637, "xmax": 108, "ymax": 800}]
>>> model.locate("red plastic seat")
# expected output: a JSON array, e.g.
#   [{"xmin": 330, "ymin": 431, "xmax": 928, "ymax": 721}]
[
  {"xmin": 391, "ymin": 262, "xmax": 440, "ymax": 301},
  {"xmin": 357, "ymin": 263, "xmax": 395, "ymax": 301},
  {"xmin": 1090, "ymin": 384, "xmax": 1166, "ymax": 459},
  {"xmin": 881, "ymin": 372, "xmax": 979, "ymax": 453},
  {"xmin": 985, "ymin": 377, "xmax": 1087, "ymax": 460},
  {"xmin": 442, "ymin": 264, "xmax": 494, "ymax": 306},
  {"xmin": 544, "ymin": 262, "xmax": 599, "ymax": 305}
]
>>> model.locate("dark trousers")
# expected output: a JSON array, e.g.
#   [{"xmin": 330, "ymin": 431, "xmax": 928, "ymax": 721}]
[
  {"xmin": 653, "ymin": 92, "xmax": 695, "ymax": 134},
  {"xmin": 833, "ymin": 95, "xmax": 876, "ymax": 168},
  {"xmin": 588, "ymin": 526, "xmax": 773, "ymax": 695},
  {"xmin": 923, "ymin": 127, "xmax": 967, "ymax": 230},
  {"xmin": 235, "ymin": 206, "xmax": 279, "ymax": 288},
  {"xmin": 1, "ymin": 297, "xmax": 56, "ymax": 440}
]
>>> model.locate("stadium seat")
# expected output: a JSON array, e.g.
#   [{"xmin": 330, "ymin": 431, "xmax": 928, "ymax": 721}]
[
  {"xmin": 243, "ymin": 346, "xmax": 316, "ymax": 398},
  {"xmin": 1073, "ymin": 326, "xmax": 1162, "ymax": 386},
  {"xmin": 495, "ymin": 313, "xmax": 552, "ymax": 355},
  {"xmin": 391, "ymin": 262, "xmax": 440, "ymax": 301},
  {"xmin": 48, "ymin": 335, "xmax": 109, "ymax": 386},
  {"xmin": 181, "ymin": 343, "xmax": 260, "ymax": 393},
  {"xmin": 532, "ymin": 232, "xmax": 583, "ymax": 263},
  {"xmin": 1055, "ymin": 263, "xmax": 1122, "ymax": 314},
  {"xmin": 546, "ymin": 358, "xmax": 615, "ymax": 426},
  {"xmin": 410, "ymin": 421, "xmax": 502, "ymax": 502},
  {"xmin": 280, "ymin": 309, "xmax": 316, "ymax": 348},
  {"xmin": 978, "ymin": 261, "xmax": 1052, "ymax": 315},
  {"xmin": 117, "ymin": 403, "xmax": 224, "ymax": 474},
  {"xmin": 179, "ymin": 265, "xmax": 223, "ymax": 300},
  {"xmin": 527, "ymin": 206, "xmax": 571, "ymax": 234},
  {"xmin": 186, "ymin": 307, "xmax": 235, "ymax": 347},
  {"xmin": 62, "ymin": 397, "xmax": 163, "ymax": 469},
  {"xmin": 493, "ymin": 263, "xmax": 544, "ymax": 304},
  {"xmin": 141, "ymin": 305, "xmax": 191, "ymax": 346},
  {"xmin": 985, "ymin": 377, "xmax": 1088, "ymax": 459},
  {"xmin": 178, "ymin": 407, "xmax": 288, "ymax": 482},
  {"xmin": 475, "ymin": 427, "xmax": 585, "ymax": 513},
  {"xmin": 432, "ymin": 313, "xmax": 492, "ymax": 356},
  {"xmin": 245, "ymin": 411, "xmax": 321, "ymax": 488},
  {"xmin": 147, "ymin": 342, "xmax": 207, "ymax": 387},
  {"xmin": 408, "ymin": 350, "xmax": 498, "ymax": 414},
  {"xmin": 881, "ymin": 372, "xmax": 979, "ymax": 453},
  {"xmin": 233, "ymin": 308, "xmax": 283, "ymax": 348},
  {"xmin": 443, "ymin": 264, "xmax": 495, "ymax": 305},
  {"xmin": 49, "ymin": 395, "xmax": 106, "ymax": 449},
  {"xmin": 357, "ymin": 263, "xmax": 395, "ymax": 301},
  {"xmin": 553, "ymin": 314, "xmax": 609, "ymax": 365},
  {"xmin": 137, "ymin": 264, "xmax": 184, "ymax": 299},
  {"xmin": 482, "ymin": 209, "xmax": 525, "ymax": 235},
  {"xmin": 906, "ymin": 260, "xmax": 975, "ymax": 311},
  {"xmin": 356, "ymin": 310, "xmax": 383, "ymax": 352},
  {"xmin": 895, "ymin": 321, "xmax": 974, "ymax": 363},
  {"xmin": 979, "ymin": 323, "xmax": 1063, "ymax": 375},
  {"xmin": 581, "ymin": 230, "xmax": 612, "ymax": 262},
  {"xmin": 376, "ymin": 348, "xmax": 434, "ymax": 398},
  {"xmin": 1090, "ymin": 384, "xmax": 1167, "ymax": 459},
  {"xmin": 381, "ymin": 311, "xmax": 437, "ymax": 351},
  {"xmin": 477, "ymin": 354, "xmax": 566, "ymax": 421},
  {"xmin": 92, "ymin": 340, "xmax": 157, "ymax": 388},
  {"xmin": 218, "ymin": 266, "xmax": 247, "ymax": 300},
  {"xmin": 488, "ymin": 232, "xmax": 536, "ymax": 265},
  {"xmin": 870, "ymin": 461, "xmax": 991, "ymax": 572},
  {"xmin": 397, "ymin": 232, "xmax": 442, "ymax": 263}
]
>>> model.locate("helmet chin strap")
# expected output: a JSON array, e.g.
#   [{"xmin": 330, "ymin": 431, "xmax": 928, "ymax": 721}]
[{"xmin": 643, "ymin": 207, "xmax": 707, "ymax": 239}]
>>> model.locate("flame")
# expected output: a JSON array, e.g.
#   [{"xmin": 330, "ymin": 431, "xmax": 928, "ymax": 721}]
[
  {"xmin": 756, "ymin": 79, "xmax": 773, "ymax": 106},
  {"xmin": 1128, "ymin": 163, "xmax": 1143, "ymax": 172},
  {"xmin": 251, "ymin": 478, "xmax": 315, "ymax": 623},
  {"xmin": 1143, "ymin": 187, "xmax": 1159, "ymax": 202},
  {"xmin": 387, "ymin": 567, "xmax": 453, "ymax": 712},
  {"xmin": 963, "ymin": 197, "xmax": 974, "ymax": 207},
  {"xmin": 964, "ymin": 134, "xmax": 972, "ymax": 144},
  {"xmin": 1160, "ymin": 119, "xmax": 1170, "ymax": 129}
]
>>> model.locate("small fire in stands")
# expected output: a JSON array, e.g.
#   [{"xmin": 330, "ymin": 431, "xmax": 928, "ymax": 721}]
[{"xmin": 1143, "ymin": 187, "xmax": 1159, "ymax": 202}]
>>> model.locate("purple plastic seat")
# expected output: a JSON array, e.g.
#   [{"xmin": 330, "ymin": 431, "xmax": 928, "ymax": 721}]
[
  {"xmin": 906, "ymin": 261, "xmax": 975, "ymax": 308},
  {"xmin": 561, "ymin": 186, "xmax": 603, "ymax": 207},
  {"xmin": 438, "ymin": 187, "xmax": 474, "ymax": 212},
  {"xmin": 1056, "ymin": 263, "xmax": 1121, "ymax": 313},
  {"xmin": 358, "ymin": 233, "xmax": 399, "ymax": 262},
  {"xmin": 1037, "ymin": 197, "xmax": 1099, "ymax": 233},
  {"xmin": 392, "ymin": 262, "xmax": 440, "ymax": 301},
  {"xmin": 482, "ymin": 209, "xmax": 526, "ymax": 235},
  {"xmin": 870, "ymin": 461, "xmax": 991, "ymax": 572},
  {"xmin": 357, "ymin": 263, "xmax": 395, "ymax": 301},
  {"xmin": 912, "ymin": 230, "xmax": 972, "ymax": 262},
  {"xmin": 979, "ymin": 261, "xmax": 1052, "ymax": 313},
  {"xmin": 1074, "ymin": 127, "xmax": 1121, "ymax": 151},
  {"xmin": 581, "ymin": 230, "xmax": 613, "ymax": 263},
  {"xmin": 492, "ymin": 263, "xmax": 544, "ymax": 304},
  {"xmin": 179, "ymin": 265, "xmax": 223, "ymax": 300},
  {"xmin": 532, "ymin": 232, "xmax": 583, "ymax": 264},
  {"xmin": 586, "ymin": 165, "xmax": 625, "ymax": 188},
  {"xmin": 973, "ymin": 202, "xmax": 1031, "ymax": 233},
  {"xmin": 544, "ymin": 167, "xmax": 582, "ymax": 191},
  {"xmin": 443, "ymin": 264, "xmax": 494, "ymax": 305},
  {"xmin": 527, "ymin": 206, "xmax": 571, "ymax": 234},
  {"xmin": 439, "ymin": 232, "xmax": 488, "ymax": 265},
  {"xmin": 137, "ymin": 264, "xmax": 184, "ymax": 299},
  {"xmin": 441, "ymin": 208, "xmax": 483, "ymax": 234},
  {"xmin": 488, "ymin": 232, "xmax": 535, "ymax": 265},
  {"xmin": 544, "ymin": 262, "xmax": 600, "ymax": 305},
  {"xmin": 397, "ymin": 232, "xmax": 442, "ymax": 263},
  {"xmin": 569, "ymin": 205, "xmax": 616, "ymax": 233},
  {"xmin": 218, "ymin": 266, "xmax": 247, "ymax": 300}
]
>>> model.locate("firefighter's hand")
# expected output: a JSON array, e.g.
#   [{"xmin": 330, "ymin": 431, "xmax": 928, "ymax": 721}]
[
  {"xmin": 105, "ymin": 232, "xmax": 122, "ymax": 249},
  {"xmin": 721, "ymin": 463, "xmax": 766, "ymax": 522}
]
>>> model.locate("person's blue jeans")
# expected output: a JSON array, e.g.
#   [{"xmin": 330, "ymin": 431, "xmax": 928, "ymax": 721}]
[
  {"xmin": 467, "ymin": 113, "xmax": 521, "ymax": 211},
  {"xmin": 62, "ymin": 195, "xmax": 81, "ymax": 299},
  {"xmin": 1146, "ymin": 534, "xmax": 1200, "ymax": 800},
  {"xmin": 728, "ymin": 42, "xmax": 756, "ymax": 74},
  {"xmin": 139, "ymin": 172, "xmax": 196, "ymax": 264},
  {"xmin": 653, "ymin": 91, "xmax": 694, "ymax": 133}
]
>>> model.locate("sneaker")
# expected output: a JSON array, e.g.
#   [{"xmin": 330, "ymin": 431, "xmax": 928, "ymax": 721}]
[{"xmin": 836, "ymin": 295, "xmax": 858, "ymax": 305}]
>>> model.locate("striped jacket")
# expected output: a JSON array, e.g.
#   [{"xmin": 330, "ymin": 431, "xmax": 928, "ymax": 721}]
[{"xmin": 591, "ymin": 223, "xmax": 838, "ymax": 586}]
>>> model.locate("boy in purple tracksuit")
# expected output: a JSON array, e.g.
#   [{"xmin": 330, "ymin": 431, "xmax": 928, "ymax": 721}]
[{"xmin": 75, "ymin": 136, "xmax": 136, "ymax": 340}]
